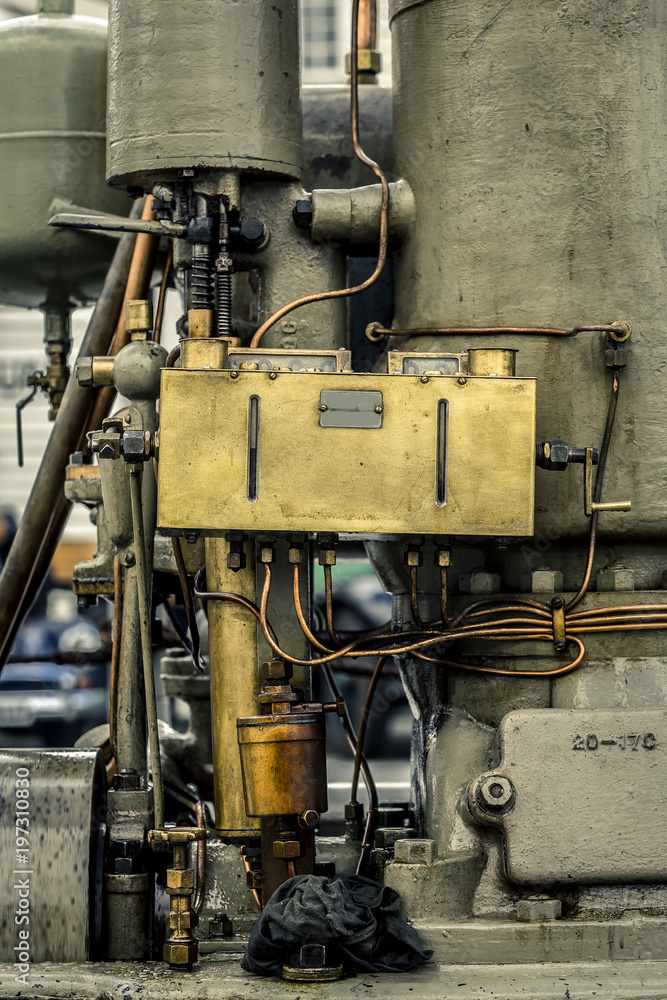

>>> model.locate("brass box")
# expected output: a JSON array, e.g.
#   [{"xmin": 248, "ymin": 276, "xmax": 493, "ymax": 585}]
[{"xmin": 157, "ymin": 369, "xmax": 536, "ymax": 536}]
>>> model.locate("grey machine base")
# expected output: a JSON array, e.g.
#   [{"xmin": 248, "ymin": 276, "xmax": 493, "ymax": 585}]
[{"xmin": 1, "ymin": 957, "xmax": 667, "ymax": 1000}]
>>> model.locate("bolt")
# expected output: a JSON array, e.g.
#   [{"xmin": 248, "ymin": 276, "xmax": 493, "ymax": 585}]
[
  {"xmin": 458, "ymin": 569, "xmax": 501, "ymax": 595},
  {"xmin": 520, "ymin": 566, "xmax": 563, "ymax": 593},
  {"xmin": 293, "ymin": 199, "xmax": 313, "ymax": 228},
  {"xmin": 420, "ymin": 375, "xmax": 429, "ymax": 383},
  {"xmin": 516, "ymin": 895, "xmax": 562, "ymax": 922},
  {"xmin": 374, "ymin": 827, "xmax": 416, "ymax": 849},
  {"xmin": 230, "ymin": 370, "xmax": 239, "ymax": 379},
  {"xmin": 476, "ymin": 774, "xmax": 514, "ymax": 811},
  {"xmin": 375, "ymin": 405, "xmax": 383, "ymax": 414},
  {"xmin": 597, "ymin": 564, "xmax": 635, "ymax": 592},
  {"xmin": 457, "ymin": 377, "xmax": 467, "ymax": 385},
  {"xmin": 319, "ymin": 403, "xmax": 328, "ymax": 412},
  {"xmin": 394, "ymin": 839, "xmax": 437, "ymax": 865},
  {"xmin": 240, "ymin": 217, "xmax": 266, "ymax": 249},
  {"xmin": 69, "ymin": 451, "xmax": 92, "ymax": 466},
  {"xmin": 300, "ymin": 943, "xmax": 326, "ymax": 968},
  {"xmin": 268, "ymin": 371, "xmax": 278, "ymax": 380}
]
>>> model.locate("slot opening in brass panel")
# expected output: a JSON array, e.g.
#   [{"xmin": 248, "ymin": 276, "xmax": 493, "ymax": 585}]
[{"xmin": 436, "ymin": 399, "xmax": 448, "ymax": 507}]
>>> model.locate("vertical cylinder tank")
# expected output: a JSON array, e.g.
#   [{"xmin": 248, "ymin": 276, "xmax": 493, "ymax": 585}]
[
  {"xmin": 390, "ymin": 0, "xmax": 667, "ymax": 556},
  {"xmin": 0, "ymin": 1, "xmax": 127, "ymax": 309},
  {"xmin": 106, "ymin": 0, "xmax": 303, "ymax": 187}
]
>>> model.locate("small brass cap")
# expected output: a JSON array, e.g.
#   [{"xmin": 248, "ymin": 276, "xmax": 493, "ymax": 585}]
[{"xmin": 126, "ymin": 299, "xmax": 154, "ymax": 340}]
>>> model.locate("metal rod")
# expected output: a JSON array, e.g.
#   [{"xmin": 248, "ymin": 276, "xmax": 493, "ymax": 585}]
[{"xmin": 129, "ymin": 464, "xmax": 164, "ymax": 829}]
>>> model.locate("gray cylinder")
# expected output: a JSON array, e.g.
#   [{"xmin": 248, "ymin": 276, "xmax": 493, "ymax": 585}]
[
  {"xmin": 0, "ymin": 8, "xmax": 127, "ymax": 308},
  {"xmin": 390, "ymin": 0, "xmax": 667, "ymax": 545},
  {"xmin": 107, "ymin": 0, "xmax": 303, "ymax": 187}
]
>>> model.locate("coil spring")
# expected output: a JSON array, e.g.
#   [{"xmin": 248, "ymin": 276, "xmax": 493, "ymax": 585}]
[
  {"xmin": 191, "ymin": 245, "xmax": 214, "ymax": 311},
  {"xmin": 216, "ymin": 268, "xmax": 232, "ymax": 338}
]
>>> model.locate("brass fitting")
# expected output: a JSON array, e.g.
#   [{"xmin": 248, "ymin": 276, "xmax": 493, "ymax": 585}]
[
  {"xmin": 126, "ymin": 299, "xmax": 154, "ymax": 341},
  {"xmin": 148, "ymin": 826, "xmax": 209, "ymax": 971},
  {"xmin": 434, "ymin": 547, "xmax": 452, "ymax": 568},
  {"xmin": 404, "ymin": 547, "xmax": 423, "ymax": 568},
  {"xmin": 273, "ymin": 839, "xmax": 301, "ymax": 860},
  {"xmin": 318, "ymin": 548, "xmax": 336, "ymax": 566}
]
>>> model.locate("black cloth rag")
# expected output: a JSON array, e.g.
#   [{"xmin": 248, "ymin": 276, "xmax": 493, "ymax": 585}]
[{"xmin": 241, "ymin": 873, "xmax": 433, "ymax": 976}]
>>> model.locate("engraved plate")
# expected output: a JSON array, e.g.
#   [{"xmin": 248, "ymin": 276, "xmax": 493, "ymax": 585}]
[{"xmin": 319, "ymin": 390, "xmax": 383, "ymax": 429}]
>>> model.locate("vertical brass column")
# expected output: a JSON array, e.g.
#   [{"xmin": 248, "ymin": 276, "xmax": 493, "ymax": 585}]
[{"xmin": 206, "ymin": 537, "xmax": 261, "ymax": 838}]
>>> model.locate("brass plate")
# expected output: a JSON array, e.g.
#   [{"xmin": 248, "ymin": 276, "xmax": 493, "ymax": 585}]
[{"xmin": 157, "ymin": 370, "xmax": 536, "ymax": 536}]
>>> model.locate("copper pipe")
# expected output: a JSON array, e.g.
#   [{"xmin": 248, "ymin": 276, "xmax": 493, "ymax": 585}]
[
  {"xmin": 248, "ymin": 0, "xmax": 390, "ymax": 349},
  {"xmin": 87, "ymin": 198, "xmax": 159, "ymax": 434},
  {"xmin": 154, "ymin": 245, "xmax": 173, "ymax": 344},
  {"xmin": 410, "ymin": 565, "xmax": 433, "ymax": 629},
  {"xmin": 166, "ymin": 343, "xmax": 181, "ymax": 368},
  {"xmin": 193, "ymin": 801, "xmax": 207, "ymax": 916},
  {"xmin": 172, "ymin": 537, "xmax": 202, "ymax": 670},
  {"xmin": 193, "ymin": 567, "xmax": 279, "ymax": 644},
  {"xmin": 286, "ymin": 860, "xmax": 298, "ymax": 880},
  {"xmin": 357, "ymin": 0, "xmax": 377, "ymax": 49},
  {"xmin": 567, "ymin": 367, "xmax": 621, "ymax": 612},
  {"xmin": 0, "ymin": 209, "xmax": 142, "ymax": 672},
  {"xmin": 439, "ymin": 567, "xmax": 450, "ymax": 626},
  {"xmin": 351, "ymin": 656, "xmax": 387, "ymax": 803},
  {"xmin": 323, "ymin": 564, "xmax": 339, "ymax": 645},
  {"xmin": 366, "ymin": 322, "xmax": 630, "ymax": 342},
  {"xmin": 241, "ymin": 849, "xmax": 262, "ymax": 911},
  {"xmin": 414, "ymin": 636, "xmax": 585, "ymax": 678}
]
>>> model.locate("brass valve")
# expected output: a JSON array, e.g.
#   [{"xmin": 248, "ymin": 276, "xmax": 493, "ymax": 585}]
[
  {"xmin": 148, "ymin": 826, "xmax": 209, "ymax": 970},
  {"xmin": 583, "ymin": 448, "xmax": 631, "ymax": 516}
]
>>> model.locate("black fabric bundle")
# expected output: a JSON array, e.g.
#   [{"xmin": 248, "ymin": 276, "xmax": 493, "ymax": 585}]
[{"xmin": 241, "ymin": 873, "xmax": 433, "ymax": 976}]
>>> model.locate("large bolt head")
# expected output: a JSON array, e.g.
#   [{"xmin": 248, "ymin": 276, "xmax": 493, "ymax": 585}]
[
  {"xmin": 521, "ymin": 567, "xmax": 563, "ymax": 593},
  {"xmin": 164, "ymin": 940, "xmax": 198, "ymax": 968},
  {"xmin": 475, "ymin": 774, "xmax": 514, "ymax": 811},
  {"xmin": 597, "ymin": 564, "xmax": 635, "ymax": 592},
  {"xmin": 516, "ymin": 895, "xmax": 562, "ymax": 922},
  {"xmin": 458, "ymin": 569, "xmax": 501, "ymax": 595},
  {"xmin": 75, "ymin": 357, "xmax": 94, "ymax": 387},
  {"xmin": 394, "ymin": 838, "xmax": 437, "ymax": 865}
]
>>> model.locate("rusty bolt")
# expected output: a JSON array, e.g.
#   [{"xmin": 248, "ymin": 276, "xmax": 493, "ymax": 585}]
[
  {"xmin": 516, "ymin": 895, "xmax": 562, "ymax": 922},
  {"xmin": 273, "ymin": 840, "xmax": 301, "ymax": 860},
  {"xmin": 394, "ymin": 838, "xmax": 437, "ymax": 865},
  {"xmin": 476, "ymin": 774, "xmax": 514, "ymax": 811}
]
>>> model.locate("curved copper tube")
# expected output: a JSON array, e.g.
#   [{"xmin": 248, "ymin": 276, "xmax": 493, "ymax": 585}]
[
  {"xmin": 193, "ymin": 801, "xmax": 207, "ymax": 916},
  {"xmin": 241, "ymin": 848, "xmax": 262, "ymax": 911},
  {"xmin": 248, "ymin": 0, "xmax": 390, "ymax": 348},
  {"xmin": 351, "ymin": 655, "xmax": 387, "ymax": 804}
]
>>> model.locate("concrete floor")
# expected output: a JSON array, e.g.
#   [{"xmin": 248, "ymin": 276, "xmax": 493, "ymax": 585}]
[{"xmin": 1, "ymin": 957, "xmax": 667, "ymax": 1000}]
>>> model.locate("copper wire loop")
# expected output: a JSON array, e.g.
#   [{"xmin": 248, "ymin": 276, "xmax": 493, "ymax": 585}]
[{"xmin": 248, "ymin": 0, "xmax": 390, "ymax": 349}]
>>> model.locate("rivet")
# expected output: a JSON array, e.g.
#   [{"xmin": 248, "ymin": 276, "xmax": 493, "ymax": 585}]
[
  {"xmin": 268, "ymin": 371, "xmax": 278, "ymax": 380},
  {"xmin": 229, "ymin": 371, "xmax": 239, "ymax": 379},
  {"xmin": 319, "ymin": 404, "xmax": 328, "ymax": 412},
  {"xmin": 420, "ymin": 375, "xmax": 429, "ymax": 383},
  {"xmin": 458, "ymin": 377, "xmax": 467, "ymax": 385},
  {"xmin": 375, "ymin": 405, "xmax": 383, "ymax": 414}
]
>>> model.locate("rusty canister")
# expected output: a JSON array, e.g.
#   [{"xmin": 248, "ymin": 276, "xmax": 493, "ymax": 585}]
[{"xmin": 237, "ymin": 712, "xmax": 327, "ymax": 817}]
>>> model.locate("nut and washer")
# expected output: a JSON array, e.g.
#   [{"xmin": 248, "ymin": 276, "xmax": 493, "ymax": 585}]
[{"xmin": 476, "ymin": 774, "xmax": 514, "ymax": 811}]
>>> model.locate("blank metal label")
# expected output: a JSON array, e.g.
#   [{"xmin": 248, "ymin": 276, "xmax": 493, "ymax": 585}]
[{"xmin": 319, "ymin": 389, "xmax": 383, "ymax": 428}]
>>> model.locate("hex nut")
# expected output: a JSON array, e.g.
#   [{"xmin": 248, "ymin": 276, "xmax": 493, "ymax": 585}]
[
  {"xmin": 169, "ymin": 908, "xmax": 194, "ymax": 931},
  {"xmin": 288, "ymin": 546, "xmax": 306, "ymax": 564},
  {"xmin": 476, "ymin": 775, "xmax": 514, "ymax": 811},
  {"xmin": 75, "ymin": 357, "xmax": 94, "ymax": 387},
  {"xmin": 164, "ymin": 940, "xmax": 198, "ymax": 967},
  {"xmin": 521, "ymin": 567, "xmax": 563, "ymax": 593},
  {"xmin": 404, "ymin": 548, "xmax": 423, "ymax": 567},
  {"xmin": 166, "ymin": 869, "xmax": 194, "ymax": 892},
  {"xmin": 273, "ymin": 840, "xmax": 301, "ymax": 860},
  {"xmin": 258, "ymin": 544, "xmax": 276, "ymax": 564},
  {"xmin": 293, "ymin": 199, "xmax": 313, "ymax": 228},
  {"xmin": 597, "ymin": 564, "xmax": 635, "ymax": 592},
  {"xmin": 318, "ymin": 548, "xmax": 336, "ymax": 566},
  {"xmin": 374, "ymin": 827, "xmax": 416, "ymax": 850},
  {"xmin": 394, "ymin": 839, "xmax": 437, "ymax": 865},
  {"xmin": 434, "ymin": 548, "xmax": 452, "ymax": 568},
  {"xmin": 458, "ymin": 570, "xmax": 502, "ymax": 595},
  {"xmin": 516, "ymin": 895, "xmax": 562, "ymax": 923}
]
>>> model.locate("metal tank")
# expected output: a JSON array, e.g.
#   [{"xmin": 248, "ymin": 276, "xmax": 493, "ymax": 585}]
[
  {"xmin": 106, "ymin": 0, "xmax": 303, "ymax": 187},
  {"xmin": 0, "ymin": 0, "xmax": 127, "ymax": 310},
  {"xmin": 389, "ymin": 0, "xmax": 666, "ymax": 564}
]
